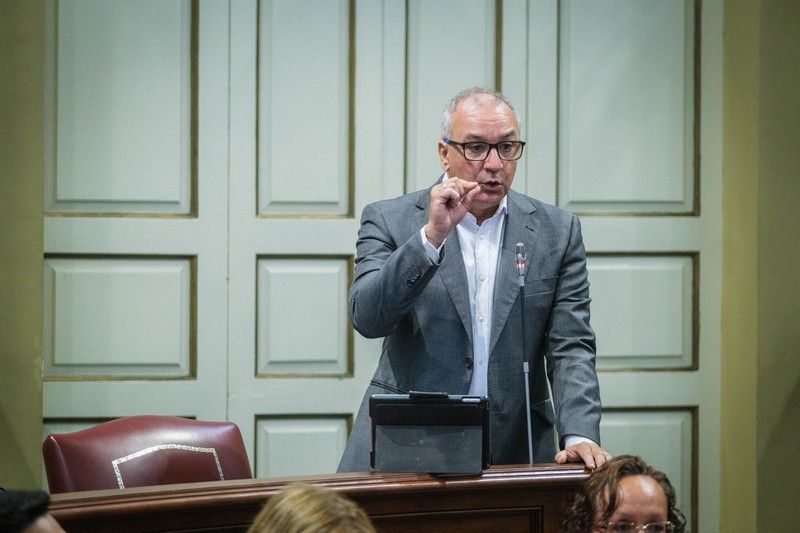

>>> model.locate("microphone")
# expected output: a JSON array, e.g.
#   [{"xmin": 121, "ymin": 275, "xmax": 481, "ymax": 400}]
[
  {"xmin": 515, "ymin": 243, "xmax": 527, "ymax": 286},
  {"xmin": 515, "ymin": 242, "xmax": 533, "ymax": 464}
]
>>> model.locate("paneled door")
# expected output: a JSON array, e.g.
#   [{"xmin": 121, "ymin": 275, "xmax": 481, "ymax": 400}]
[{"xmin": 42, "ymin": 0, "xmax": 230, "ymax": 450}]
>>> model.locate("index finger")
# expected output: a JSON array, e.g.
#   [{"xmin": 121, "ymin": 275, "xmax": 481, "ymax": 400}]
[
  {"xmin": 450, "ymin": 177, "xmax": 479, "ymax": 191},
  {"xmin": 579, "ymin": 446, "xmax": 598, "ymax": 470}
]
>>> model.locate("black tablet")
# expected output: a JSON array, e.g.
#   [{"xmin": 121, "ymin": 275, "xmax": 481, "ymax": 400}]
[{"xmin": 369, "ymin": 391, "xmax": 491, "ymax": 474}]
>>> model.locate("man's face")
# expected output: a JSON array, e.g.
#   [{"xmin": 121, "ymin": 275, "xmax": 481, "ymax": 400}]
[
  {"xmin": 438, "ymin": 94, "xmax": 520, "ymax": 221},
  {"xmin": 592, "ymin": 475, "xmax": 669, "ymax": 533}
]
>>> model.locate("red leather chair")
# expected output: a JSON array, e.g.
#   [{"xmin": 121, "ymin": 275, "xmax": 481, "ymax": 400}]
[{"xmin": 42, "ymin": 415, "xmax": 252, "ymax": 493}]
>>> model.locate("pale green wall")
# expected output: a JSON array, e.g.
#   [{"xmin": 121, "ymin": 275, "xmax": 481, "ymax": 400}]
[
  {"xmin": 721, "ymin": 0, "xmax": 800, "ymax": 531},
  {"xmin": 756, "ymin": 0, "xmax": 800, "ymax": 530},
  {"xmin": 0, "ymin": 0, "xmax": 44, "ymax": 488},
  {"xmin": 721, "ymin": 1, "xmax": 759, "ymax": 530}
]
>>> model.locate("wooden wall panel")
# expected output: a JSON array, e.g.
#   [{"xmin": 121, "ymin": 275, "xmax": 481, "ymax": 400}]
[
  {"xmin": 254, "ymin": 416, "xmax": 349, "ymax": 477},
  {"xmin": 257, "ymin": 0, "xmax": 351, "ymax": 216},
  {"xmin": 45, "ymin": 0, "xmax": 193, "ymax": 214},
  {"xmin": 588, "ymin": 254, "xmax": 695, "ymax": 369},
  {"xmin": 43, "ymin": 257, "xmax": 194, "ymax": 378},
  {"xmin": 256, "ymin": 257, "xmax": 351, "ymax": 376},
  {"xmin": 557, "ymin": 0, "xmax": 696, "ymax": 214}
]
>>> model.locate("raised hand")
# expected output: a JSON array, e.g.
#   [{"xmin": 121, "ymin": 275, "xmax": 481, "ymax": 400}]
[{"xmin": 423, "ymin": 177, "xmax": 481, "ymax": 247}]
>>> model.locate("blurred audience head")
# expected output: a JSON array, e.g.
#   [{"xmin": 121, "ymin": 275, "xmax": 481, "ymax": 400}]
[
  {"xmin": 247, "ymin": 483, "xmax": 375, "ymax": 533},
  {"xmin": 0, "ymin": 489, "xmax": 65, "ymax": 533},
  {"xmin": 561, "ymin": 455, "xmax": 686, "ymax": 533}
]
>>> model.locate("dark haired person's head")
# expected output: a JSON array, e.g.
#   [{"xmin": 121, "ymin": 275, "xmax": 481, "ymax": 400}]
[
  {"xmin": 561, "ymin": 455, "xmax": 686, "ymax": 533},
  {"xmin": 0, "ymin": 489, "xmax": 65, "ymax": 533}
]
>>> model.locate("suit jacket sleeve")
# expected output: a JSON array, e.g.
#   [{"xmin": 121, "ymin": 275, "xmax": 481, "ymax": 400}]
[
  {"xmin": 349, "ymin": 200, "xmax": 440, "ymax": 339},
  {"xmin": 546, "ymin": 214, "xmax": 601, "ymax": 444}
]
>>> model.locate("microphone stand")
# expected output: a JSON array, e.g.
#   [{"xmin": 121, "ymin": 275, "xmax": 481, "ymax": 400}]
[{"xmin": 516, "ymin": 243, "xmax": 534, "ymax": 464}]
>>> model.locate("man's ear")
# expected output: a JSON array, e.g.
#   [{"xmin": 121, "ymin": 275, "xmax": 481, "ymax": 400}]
[{"xmin": 437, "ymin": 139, "xmax": 449, "ymax": 171}]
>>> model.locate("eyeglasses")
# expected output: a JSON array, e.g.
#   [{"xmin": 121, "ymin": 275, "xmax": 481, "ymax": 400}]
[
  {"xmin": 599, "ymin": 521, "xmax": 674, "ymax": 533},
  {"xmin": 442, "ymin": 137, "xmax": 526, "ymax": 161}
]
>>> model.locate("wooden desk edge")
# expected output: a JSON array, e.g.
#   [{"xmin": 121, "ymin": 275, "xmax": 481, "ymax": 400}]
[{"xmin": 50, "ymin": 463, "xmax": 589, "ymax": 530}]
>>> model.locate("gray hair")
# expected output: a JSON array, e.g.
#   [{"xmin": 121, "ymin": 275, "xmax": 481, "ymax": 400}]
[{"xmin": 440, "ymin": 87, "xmax": 520, "ymax": 138}]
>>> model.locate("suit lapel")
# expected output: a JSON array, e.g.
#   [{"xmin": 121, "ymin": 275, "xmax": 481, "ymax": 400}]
[
  {"xmin": 489, "ymin": 191, "xmax": 540, "ymax": 356},
  {"xmin": 415, "ymin": 188, "xmax": 473, "ymax": 345},
  {"xmin": 440, "ymin": 232, "xmax": 473, "ymax": 345}
]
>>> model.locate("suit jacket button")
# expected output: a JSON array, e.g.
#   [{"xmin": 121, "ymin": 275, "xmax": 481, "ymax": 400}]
[{"xmin": 464, "ymin": 357, "xmax": 473, "ymax": 369}]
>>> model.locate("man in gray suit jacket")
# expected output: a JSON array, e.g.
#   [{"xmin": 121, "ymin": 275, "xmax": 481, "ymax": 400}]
[{"xmin": 338, "ymin": 88, "xmax": 610, "ymax": 471}]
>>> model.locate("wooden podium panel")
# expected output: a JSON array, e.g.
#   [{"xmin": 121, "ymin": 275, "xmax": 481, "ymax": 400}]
[{"xmin": 49, "ymin": 464, "xmax": 587, "ymax": 532}]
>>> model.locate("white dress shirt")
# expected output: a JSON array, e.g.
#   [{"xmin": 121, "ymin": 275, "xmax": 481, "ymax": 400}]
[{"xmin": 455, "ymin": 204, "xmax": 507, "ymax": 397}]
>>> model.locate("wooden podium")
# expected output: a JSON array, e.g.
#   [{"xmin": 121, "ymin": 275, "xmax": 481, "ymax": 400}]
[{"xmin": 49, "ymin": 464, "xmax": 587, "ymax": 532}]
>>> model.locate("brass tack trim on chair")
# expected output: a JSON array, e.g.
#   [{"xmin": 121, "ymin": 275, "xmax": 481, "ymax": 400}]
[{"xmin": 111, "ymin": 444, "xmax": 223, "ymax": 489}]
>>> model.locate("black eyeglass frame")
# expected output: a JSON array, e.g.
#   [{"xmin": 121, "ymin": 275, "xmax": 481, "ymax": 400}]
[
  {"xmin": 442, "ymin": 137, "xmax": 526, "ymax": 161},
  {"xmin": 599, "ymin": 520, "xmax": 675, "ymax": 532}
]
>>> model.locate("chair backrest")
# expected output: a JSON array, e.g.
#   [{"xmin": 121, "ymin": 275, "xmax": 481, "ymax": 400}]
[{"xmin": 42, "ymin": 415, "xmax": 252, "ymax": 493}]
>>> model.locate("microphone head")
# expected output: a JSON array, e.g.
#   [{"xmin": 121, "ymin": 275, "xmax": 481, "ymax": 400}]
[{"xmin": 515, "ymin": 242, "xmax": 526, "ymax": 266}]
